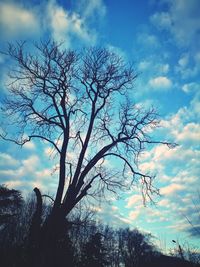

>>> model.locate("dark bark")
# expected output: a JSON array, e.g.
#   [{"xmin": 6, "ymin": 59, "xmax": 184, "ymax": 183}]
[
  {"xmin": 28, "ymin": 188, "xmax": 43, "ymax": 266},
  {"xmin": 38, "ymin": 208, "xmax": 70, "ymax": 267}
]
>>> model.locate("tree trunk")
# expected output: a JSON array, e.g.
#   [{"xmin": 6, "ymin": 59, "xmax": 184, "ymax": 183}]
[
  {"xmin": 37, "ymin": 207, "xmax": 70, "ymax": 267},
  {"xmin": 28, "ymin": 188, "xmax": 74, "ymax": 267}
]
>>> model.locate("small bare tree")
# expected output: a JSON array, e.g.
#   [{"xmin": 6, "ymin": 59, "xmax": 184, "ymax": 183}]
[{"xmin": 0, "ymin": 41, "xmax": 174, "ymax": 266}]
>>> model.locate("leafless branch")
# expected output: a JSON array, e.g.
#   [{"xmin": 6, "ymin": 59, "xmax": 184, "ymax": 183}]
[
  {"xmin": 42, "ymin": 194, "xmax": 55, "ymax": 203},
  {"xmin": 1, "ymin": 41, "xmax": 176, "ymax": 219}
]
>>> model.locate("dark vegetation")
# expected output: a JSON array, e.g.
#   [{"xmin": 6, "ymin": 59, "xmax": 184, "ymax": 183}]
[{"xmin": 0, "ymin": 185, "xmax": 199, "ymax": 267}]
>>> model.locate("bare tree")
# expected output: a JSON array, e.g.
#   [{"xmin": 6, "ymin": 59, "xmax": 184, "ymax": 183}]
[
  {"xmin": 0, "ymin": 184, "xmax": 23, "ymax": 226},
  {"xmin": 184, "ymin": 191, "xmax": 200, "ymax": 238},
  {"xmin": 0, "ymin": 41, "xmax": 175, "ymax": 266},
  {"xmin": 118, "ymin": 228, "xmax": 157, "ymax": 267}
]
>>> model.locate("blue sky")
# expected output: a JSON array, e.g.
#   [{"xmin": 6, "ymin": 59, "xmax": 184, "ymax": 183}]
[{"xmin": 0, "ymin": 0, "xmax": 200, "ymax": 252}]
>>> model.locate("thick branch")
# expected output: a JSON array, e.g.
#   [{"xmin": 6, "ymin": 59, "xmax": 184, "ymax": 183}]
[{"xmin": 29, "ymin": 187, "xmax": 42, "ymax": 245}]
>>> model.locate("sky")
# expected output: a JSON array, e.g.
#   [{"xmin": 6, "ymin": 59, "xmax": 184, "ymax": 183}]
[{"xmin": 0, "ymin": 0, "xmax": 200, "ymax": 252}]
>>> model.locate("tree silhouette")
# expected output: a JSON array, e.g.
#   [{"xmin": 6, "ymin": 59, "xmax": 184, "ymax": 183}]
[
  {"xmin": 184, "ymin": 191, "xmax": 200, "ymax": 237},
  {"xmin": 0, "ymin": 186, "xmax": 32, "ymax": 267},
  {"xmin": 0, "ymin": 185, "xmax": 198, "ymax": 267},
  {"xmin": 0, "ymin": 41, "xmax": 175, "ymax": 266},
  {"xmin": 118, "ymin": 228, "xmax": 157, "ymax": 267},
  {"xmin": 0, "ymin": 184, "xmax": 23, "ymax": 225},
  {"xmin": 80, "ymin": 233, "xmax": 108, "ymax": 267}
]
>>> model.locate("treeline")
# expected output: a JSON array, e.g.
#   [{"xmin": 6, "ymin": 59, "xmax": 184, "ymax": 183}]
[{"xmin": 0, "ymin": 185, "xmax": 199, "ymax": 267}]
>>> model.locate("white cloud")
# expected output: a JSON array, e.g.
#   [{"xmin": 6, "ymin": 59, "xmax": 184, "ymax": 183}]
[
  {"xmin": 149, "ymin": 76, "xmax": 172, "ymax": 89},
  {"xmin": 175, "ymin": 52, "xmax": 200, "ymax": 79},
  {"xmin": 150, "ymin": 0, "xmax": 200, "ymax": 48},
  {"xmin": 175, "ymin": 123, "xmax": 200, "ymax": 145},
  {"xmin": 182, "ymin": 82, "xmax": 200, "ymax": 93},
  {"xmin": 93, "ymin": 202, "xmax": 132, "ymax": 228},
  {"xmin": 0, "ymin": 152, "xmax": 59, "ymax": 195},
  {"xmin": 160, "ymin": 183, "xmax": 186, "ymax": 196},
  {"xmin": 0, "ymin": 153, "xmax": 19, "ymax": 167},
  {"xmin": 21, "ymin": 155, "xmax": 39, "ymax": 172},
  {"xmin": 159, "ymin": 64, "xmax": 170, "ymax": 74},
  {"xmin": 139, "ymin": 160, "xmax": 162, "ymax": 173},
  {"xmin": 129, "ymin": 209, "xmax": 141, "ymax": 220},
  {"xmin": 0, "ymin": 2, "xmax": 38, "ymax": 37},
  {"xmin": 78, "ymin": 0, "xmax": 106, "ymax": 19},
  {"xmin": 137, "ymin": 96, "xmax": 200, "ymax": 235},
  {"xmin": 158, "ymin": 198, "xmax": 170, "ymax": 207},
  {"xmin": 106, "ymin": 45, "xmax": 127, "ymax": 61},
  {"xmin": 172, "ymin": 171, "xmax": 198, "ymax": 185},
  {"xmin": 159, "ymin": 102, "xmax": 200, "ymax": 147},
  {"xmin": 23, "ymin": 141, "xmax": 36, "ymax": 150},
  {"xmin": 141, "ymin": 143, "xmax": 200, "ymax": 170},
  {"xmin": 146, "ymin": 208, "xmax": 169, "ymax": 223},
  {"xmin": 35, "ymin": 168, "xmax": 52, "ymax": 180},
  {"xmin": 178, "ymin": 54, "xmax": 189, "ymax": 67},
  {"xmin": 126, "ymin": 194, "xmax": 142, "ymax": 208},
  {"xmin": 150, "ymin": 12, "xmax": 172, "ymax": 30},
  {"xmin": 160, "ymin": 91, "xmax": 200, "ymax": 130},
  {"xmin": 138, "ymin": 59, "xmax": 170, "ymax": 75},
  {"xmin": 115, "ymin": 215, "xmax": 132, "ymax": 225},
  {"xmin": 190, "ymin": 92, "xmax": 200, "ymax": 117},
  {"xmin": 47, "ymin": 0, "xmax": 96, "ymax": 46},
  {"xmin": 138, "ymin": 60, "xmax": 151, "ymax": 71},
  {"xmin": 167, "ymin": 221, "xmax": 191, "ymax": 232},
  {"xmin": 5, "ymin": 180, "xmax": 26, "ymax": 189},
  {"xmin": 0, "ymin": 155, "xmax": 39, "ymax": 180},
  {"xmin": 111, "ymin": 205, "xmax": 119, "ymax": 211},
  {"xmin": 44, "ymin": 146, "xmax": 57, "ymax": 158},
  {"xmin": 137, "ymin": 33, "xmax": 159, "ymax": 47}
]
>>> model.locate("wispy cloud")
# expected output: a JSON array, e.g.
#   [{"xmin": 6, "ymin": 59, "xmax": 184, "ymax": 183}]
[
  {"xmin": 150, "ymin": 0, "xmax": 200, "ymax": 48},
  {"xmin": 182, "ymin": 82, "xmax": 200, "ymax": 93},
  {"xmin": 0, "ymin": 2, "xmax": 39, "ymax": 38},
  {"xmin": 137, "ymin": 33, "xmax": 160, "ymax": 47},
  {"xmin": 0, "ymin": 0, "xmax": 105, "ymax": 47},
  {"xmin": 125, "ymin": 194, "xmax": 142, "ymax": 208},
  {"xmin": 175, "ymin": 123, "xmax": 200, "ymax": 145},
  {"xmin": 46, "ymin": 0, "xmax": 105, "ymax": 47},
  {"xmin": 175, "ymin": 52, "xmax": 200, "ymax": 79},
  {"xmin": 47, "ymin": 1, "xmax": 96, "ymax": 46},
  {"xmin": 77, "ymin": 0, "xmax": 106, "ymax": 19},
  {"xmin": 23, "ymin": 141, "xmax": 36, "ymax": 150},
  {"xmin": 129, "ymin": 209, "xmax": 141, "ymax": 220},
  {"xmin": 0, "ymin": 153, "xmax": 56, "ymax": 194},
  {"xmin": 160, "ymin": 183, "xmax": 186, "ymax": 196},
  {"xmin": 0, "ymin": 153, "xmax": 19, "ymax": 168}
]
